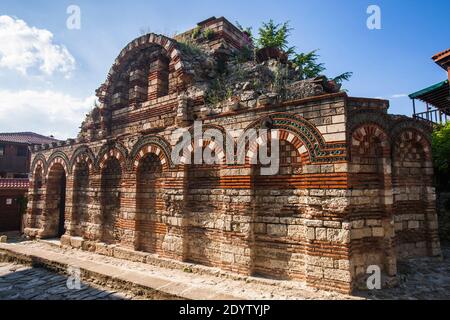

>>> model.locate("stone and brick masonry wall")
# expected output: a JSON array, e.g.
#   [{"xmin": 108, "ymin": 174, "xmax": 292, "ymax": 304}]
[
  {"xmin": 23, "ymin": 92, "xmax": 442, "ymax": 294},
  {"xmin": 21, "ymin": 20, "xmax": 442, "ymax": 294}
]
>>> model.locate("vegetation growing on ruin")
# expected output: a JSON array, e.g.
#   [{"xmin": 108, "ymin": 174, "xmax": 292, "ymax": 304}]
[
  {"xmin": 191, "ymin": 26, "xmax": 201, "ymax": 39},
  {"xmin": 236, "ymin": 19, "xmax": 352, "ymax": 84},
  {"xmin": 205, "ymin": 76, "xmax": 233, "ymax": 105},
  {"xmin": 202, "ymin": 28, "xmax": 216, "ymax": 40},
  {"xmin": 257, "ymin": 20, "xmax": 295, "ymax": 56},
  {"xmin": 291, "ymin": 50, "xmax": 325, "ymax": 80},
  {"xmin": 177, "ymin": 38, "xmax": 204, "ymax": 56}
]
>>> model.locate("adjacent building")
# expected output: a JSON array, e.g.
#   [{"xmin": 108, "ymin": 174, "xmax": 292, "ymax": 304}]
[
  {"xmin": 410, "ymin": 48, "xmax": 450, "ymax": 124},
  {"xmin": 0, "ymin": 132, "xmax": 58, "ymax": 232}
]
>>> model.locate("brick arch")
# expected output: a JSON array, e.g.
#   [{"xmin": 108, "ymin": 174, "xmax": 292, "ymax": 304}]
[
  {"xmin": 129, "ymin": 135, "xmax": 173, "ymax": 170},
  {"xmin": 390, "ymin": 127, "xmax": 432, "ymax": 162},
  {"xmin": 98, "ymin": 33, "xmax": 189, "ymax": 104},
  {"xmin": 349, "ymin": 123, "xmax": 391, "ymax": 191},
  {"xmin": 31, "ymin": 164, "xmax": 44, "ymax": 185},
  {"xmin": 350, "ymin": 123, "xmax": 391, "ymax": 159},
  {"xmin": 31, "ymin": 153, "xmax": 47, "ymax": 176},
  {"xmin": 348, "ymin": 111, "xmax": 390, "ymax": 137},
  {"xmin": 131, "ymin": 144, "xmax": 170, "ymax": 171},
  {"xmin": 96, "ymin": 142, "xmax": 128, "ymax": 171},
  {"xmin": 244, "ymin": 113, "xmax": 346, "ymax": 163},
  {"xmin": 244, "ymin": 128, "xmax": 309, "ymax": 165},
  {"xmin": 70, "ymin": 146, "xmax": 96, "ymax": 173},
  {"xmin": 46, "ymin": 152, "xmax": 70, "ymax": 178},
  {"xmin": 178, "ymin": 124, "xmax": 229, "ymax": 165}
]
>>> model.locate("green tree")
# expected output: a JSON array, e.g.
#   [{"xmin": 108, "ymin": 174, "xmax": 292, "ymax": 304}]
[
  {"xmin": 432, "ymin": 122, "xmax": 450, "ymax": 173},
  {"xmin": 236, "ymin": 19, "xmax": 353, "ymax": 84},
  {"xmin": 292, "ymin": 50, "xmax": 325, "ymax": 80},
  {"xmin": 257, "ymin": 20, "xmax": 295, "ymax": 55},
  {"xmin": 292, "ymin": 50, "xmax": 353, "ymax": 83},
  {"xmin": 432, "ymin": 122, "xmax": 450, "ymax": 190}
]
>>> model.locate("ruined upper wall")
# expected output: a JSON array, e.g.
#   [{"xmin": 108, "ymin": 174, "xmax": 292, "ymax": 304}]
[
  {"xmin": 174, "ymin": 16, "xmax": 252, "ymax": 54},
  {"xmin": 32, "ymin": 17, "xmax": 396, "ymax": 153}
]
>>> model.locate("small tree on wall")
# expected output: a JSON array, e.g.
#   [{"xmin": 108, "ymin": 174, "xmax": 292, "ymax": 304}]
[
  {"xmin": 257, "ymin": 20, "xmax": 295, "ymax": 55},
  {"xmin": 237, "ymin": 19, "xmax": 353, "ymax": 85}
]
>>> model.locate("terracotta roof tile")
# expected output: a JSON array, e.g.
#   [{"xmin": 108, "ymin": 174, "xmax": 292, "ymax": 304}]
[
  {"xmin": 0, "ymin": 132, "xmax": 59, "ymax": 145},
  {"xmin": 432, "ymin": 48, "xmax": 450, "ymax": 62}
]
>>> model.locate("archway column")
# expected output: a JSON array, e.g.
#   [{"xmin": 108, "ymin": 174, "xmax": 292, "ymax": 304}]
[
  {"xmin": 24, "ymin": 163, "xmax": 45, "ymax": 236},
  {"xmin": 347, "ymin": 124, "xmax": 398, "ymax": 289},
  {"xmin": 161, "ymin": 166, "xmax": 189, "ymax": 261},
  {"xmin": 116, "ymin": 169, "xmax": 137, "ymax": 249},
  {"xmin": 86, "ymin": 171, "xmax": 103, "ymax": 241},
  {"xmin": 423, "ymin": 155, "xmax": 441, "ymax": 257},
  {"xmin": 64, "ymin": 173, "xmax": 75, "ymax": 236}
]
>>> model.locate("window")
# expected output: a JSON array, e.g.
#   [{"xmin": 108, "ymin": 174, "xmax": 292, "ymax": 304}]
[
  {"xmin": 17, "ymin": 146, "xmax": 27, "ymax": 157},
  {"xmin": 0, "ymin": 145, "xmax": 4, "ymax": 157}
]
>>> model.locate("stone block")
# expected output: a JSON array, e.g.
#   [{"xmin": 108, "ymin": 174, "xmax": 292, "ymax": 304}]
[
  {"xmin": 408, "ymin": 221, "xmax": 420, "ymax": 229},
  {"xmin": 307, "ymin": 255, "xmax": 334, "ymax": 268},
  {"xmin": 70, "ymin": 237, "xmax": 84, "ymax": 249},
  {"xmin": 267, "ymin": 224, "xmax": 287, "ymax": 237},
  {"xmin": 95, "ymin": 243, "xmax": 115, "ymax": 256},
  {"xmin": 60, "ymin": 235, "xmax": 71, "ymax": 247},
  {"xmin": 324, "ymin": 221, "xmax": 341, "ymax": 228},
  {"xmin": 324, "ymin": 268, "xmax": 351, "ymax": 282},
  {"xmin": 306, "ymin": 227, "xmax": 315, "ymax": 240},
  {"xmin": 306, "ymin": 266, "xmax": 324, "ymax": 279},
  {"xmin": 372, "ymin": 227, "xmax": 385, "ymax": 237},
  {"xmin": 316, "ymin": 228, "xmax": 327, "ymax": 241},
  {"xmin": 287, "ymin": 225, "xmax": 304, "ymax": 238}
]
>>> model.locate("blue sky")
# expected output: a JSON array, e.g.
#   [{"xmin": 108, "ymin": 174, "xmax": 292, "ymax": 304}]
[{"xmin": 0, "ymin": 0, "xmax": 449, "ymax": 139}]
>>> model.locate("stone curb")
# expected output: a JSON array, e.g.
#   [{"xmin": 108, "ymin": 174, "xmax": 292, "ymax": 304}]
[{"xmin": 0, "ymin": 243, "xmax": 242, "ymax": 300}]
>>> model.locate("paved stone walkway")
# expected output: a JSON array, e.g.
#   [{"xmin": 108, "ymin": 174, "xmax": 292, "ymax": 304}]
[
  {"xmin": 355, "ymin": 244, "xmax": 450, "ymax": 300},
  {"xmin": 0, "ymin": 262, "xmax": 137, "ymax": 300},
  {"xmin": 1, "ymin": 237, "xmax": 449, "ymax": 300},
  {"xmin": 0, "ymin": 240, "xmax": 354, "ymax": 300}
]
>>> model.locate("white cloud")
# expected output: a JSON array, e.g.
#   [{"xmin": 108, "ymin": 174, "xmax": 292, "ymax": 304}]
[
  {"xmin": 0, "ymin": 15, "xmax": 75, "ymax": 77},
  {"xmin": 391, "ymin": 94, "xmax": 408, "ymax": 99},
  {"xmin": 0, "ymin": 89, "xmax": 95, "ymax": 140}
]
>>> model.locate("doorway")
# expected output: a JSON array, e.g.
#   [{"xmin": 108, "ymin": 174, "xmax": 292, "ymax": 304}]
[{"xmin": 45, "ymin": 163, "xmax": 67, "ymax": 238}]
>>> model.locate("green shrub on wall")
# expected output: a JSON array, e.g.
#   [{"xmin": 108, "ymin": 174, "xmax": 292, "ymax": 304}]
[{"xmin": 432, "ymin": 122, "xmax": 450, "ymax": 190}]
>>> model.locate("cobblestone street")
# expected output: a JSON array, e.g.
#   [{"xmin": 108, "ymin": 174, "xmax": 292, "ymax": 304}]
[{"xmin": 0, "ymin": 262, "xmax": 137, "ymax": 300}]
